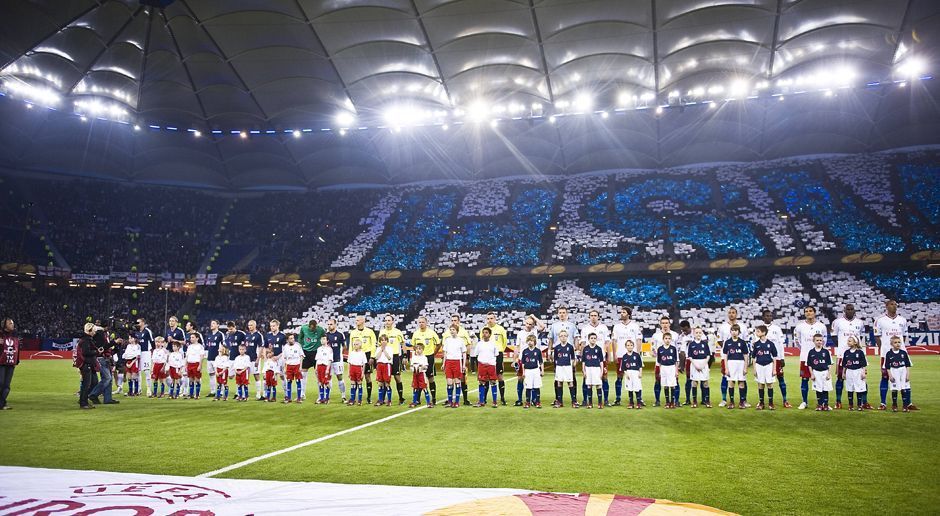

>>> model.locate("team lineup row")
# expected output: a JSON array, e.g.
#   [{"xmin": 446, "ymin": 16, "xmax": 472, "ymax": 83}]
[{"xmin": 98, "ymin": 298, "xmax": 918, "ymax": 412}]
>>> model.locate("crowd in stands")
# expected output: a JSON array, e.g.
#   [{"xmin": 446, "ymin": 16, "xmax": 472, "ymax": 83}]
[
  {"xmin": 21, "ymin": 179, "xmax": 225, "ymax": 272},
  {"xmin": 221, "ymin": 189, "xmax": 379, "ymax": 274},
  {"xmin": 366, "ymin": 191, "xmax": 457, "ymax": 271},
  {"xmin": 2, "ymin": 151, "xmax": 936, "ymax": 277},
  {"xmin": 0, "ymin": 281, "xmax": 189, "ymax": 338},
  {"xmin": 2, "ymin": 269, "xmax": 936, "ymax": 341},
  {"xmin": 759, "ymin": 170, "xmax": 905, "ymax": 254}
]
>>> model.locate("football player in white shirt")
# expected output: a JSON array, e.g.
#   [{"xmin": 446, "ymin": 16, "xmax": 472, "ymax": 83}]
[
  {"xmin": 282, "ymin": 334, "xmax": 304, "ymax": 403},
  {"xmin": 758, "ymin": 309, "xmax": 791, "ymax": 408},
  {"xmin": 793, "ymin": 306, "xmax": 828, "ymax": 409},
  {"xmin": 716, "ymin": 307, "xmax": 749, "ymax": 407},
  {"xmin": 612, "ymin": 307, "xmax": 643, "ymax": 406},
  {"xmin": 874, "ymin": 299, "xmax": 912, "ymax": 410},
  {"xmin": 185, "ymin": 333, "xmax": 206, "ymax": 399},
  {"xmin": 831, "ymin": 304, "xmax": 865, "ymax": 409},
  {"xmin": 578, "ymin": 310, "xmax": 611, "ymax": 405},
  {"xmin": 650, "ymin": 316, "xmax": 678, "ymax": 407}
]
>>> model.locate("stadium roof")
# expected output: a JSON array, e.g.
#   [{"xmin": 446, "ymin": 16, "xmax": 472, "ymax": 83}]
[{"xmin": 1, "ymin": 0, "xmax": 939, "ymax": 189}]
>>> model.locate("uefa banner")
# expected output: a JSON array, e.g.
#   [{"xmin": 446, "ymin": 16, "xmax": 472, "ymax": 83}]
[{"xmin": 0, "ymin": 466, "xmax": 732, "ymax": 515}]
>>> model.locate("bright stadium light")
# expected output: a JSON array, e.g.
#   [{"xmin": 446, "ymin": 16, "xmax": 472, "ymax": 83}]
[
  {"xmin": 335, "ymin": 111, "xmax": 355, "ymax": 128},
  {"xmin": 466, "ymin": 100, "xmax": 490, "ymax": 122},
  {"xmin": 293, "ymin": 130, "xmax": 301, "ymax": 138},
  {"xmin": 572, "ymin": 92, "xmax": 594, "ymax": 112},
  {"xmin": 548, "ymin": 115, "xmax": 557, "ymax": 124},
  {"xmin": 896, "ymin": 57, "xmax": 925, "ymax": 78}
]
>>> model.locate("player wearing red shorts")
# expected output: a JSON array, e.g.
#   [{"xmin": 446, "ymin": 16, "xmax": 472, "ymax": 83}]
[
  {"xmin": 410, "ymin": 343, "xmax": 432, "ymax": 407},
  {"xmin": 167, "ymin": 342, "xmax": 185, "ymax": 399},
  {"xmin": 315, "ymin": 341, "xmax": 333, "ymax": 404},
  {"xmin": 232, "ymin": 344, "xmax": 252, "ymax": 401},
  {"xmin": 282, "ymin": 334, "xmax": 304, "ymax": 403},
  {"xmin": 185, "ymin": 333, "xmax": 205, "ymax": 399},
  {"xmin": 212, "ymin": 346, "xmax": 231, "ymax": 401},
  {"xmin": 475, "ymin": 328, "xmax": 499, "ymax": 408},
  {"xmin": 374, "ymin": 335, "xmax": 393, "ymax": 406},
  {"xmin": 442, "ymin": 325, "xmax": 467, "ymax": 408},
  {"xmin": 347, "ymin": 339, "xmax": 367, "ymax": 405}
]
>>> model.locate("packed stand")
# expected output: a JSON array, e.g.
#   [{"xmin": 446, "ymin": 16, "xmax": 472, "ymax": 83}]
[
  {"xmin": 26, "ymin": 179, "xmax": 225, "ymax": 273},
  {"xmin": 220, "ymin": 189, "xmax": 380, "ymax": 274}
]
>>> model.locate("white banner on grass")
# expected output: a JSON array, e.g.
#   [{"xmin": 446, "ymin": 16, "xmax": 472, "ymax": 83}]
[{"xmin": 0, "ymin": 466, "xmax": 731, "ymax": 515}]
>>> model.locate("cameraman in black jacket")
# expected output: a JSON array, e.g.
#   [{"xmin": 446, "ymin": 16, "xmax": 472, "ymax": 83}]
[{"xmin": 78, "ymin": 322, "xmax": 99, "ymax": 410}]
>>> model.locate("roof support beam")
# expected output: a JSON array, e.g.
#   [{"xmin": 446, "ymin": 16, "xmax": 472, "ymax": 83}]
[
  {"xmin": 651, "ymin": 0, "xmax": 662, "ymax": 166},
  {"xmin": 866, "ymin": 0, "xmax": 914, "ymax": 149}
]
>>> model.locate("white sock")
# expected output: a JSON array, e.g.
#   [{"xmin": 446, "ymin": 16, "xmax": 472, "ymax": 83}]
[
  {"xmin": 256, "ymin": 379, "xmax": 263, "ymax": 398},
  {"xmin": 115, "ymin": 374, "xmax": 125, "ymax": 390},
  {"xmin": 143, "ymin": 371, "xmax": 150, "ymax": 395},
  {"xmin": 209, "ymin": 375, "xmax": 216, "ymax": 393},
  {"xmin": 339, "ymin": 380, "xmax": 346, "ymax": 397},
  {"xmin": 300, "ymin": 372, "xmax": 307, "ymax": 398}
]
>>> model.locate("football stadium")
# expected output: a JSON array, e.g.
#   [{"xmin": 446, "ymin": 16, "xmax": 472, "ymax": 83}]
[{"xmin": 0, "ymin": 1, "xmax": 939, "ymax": 514}]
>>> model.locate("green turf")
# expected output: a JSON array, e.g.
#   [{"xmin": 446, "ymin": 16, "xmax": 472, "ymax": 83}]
[{"xmin": 0, "ymin": 358, "xmax": 936, "ymax": 515}]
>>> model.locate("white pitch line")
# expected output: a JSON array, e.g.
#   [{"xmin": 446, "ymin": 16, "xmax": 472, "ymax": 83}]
[{"xmin": 199, "ymin": 376, "xmax": 520, "ymax": 478}]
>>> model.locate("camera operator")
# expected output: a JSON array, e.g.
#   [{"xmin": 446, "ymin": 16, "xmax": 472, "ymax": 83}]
[
  {"xmin": 78, "ymin": 323, "xmax": 99, "ymax": 409},
  {"xmin": 87, "ymin": 320, "xmax": 119, "ymax": 405}
]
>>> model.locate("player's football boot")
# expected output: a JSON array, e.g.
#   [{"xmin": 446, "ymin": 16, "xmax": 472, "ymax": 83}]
[
  {"xmin": 835, "ymin": 402, "xmax": 842, "ymax": 409},
  {"xmin": 815, "ymin": 405, "xmax": 823, "ymax": 411},
  {"xmin": 373, "ymin": 400, "xmax": 383, "ymax": 407},
  {"xmin": 798, "ymin": 402, "xmax": 807, "ymax": 410},
  {"xmin": 744, "ymin": 402, "xmax": 751, "ymax": 408},
  {"xmin": 572, "ymin": 402, "xmax": 580, "ymax": 408},
  {"xmin": 597, "ymin": 402, "xmax": 603, "ymax": 409},
  {"xmin": 463, "ymin": 399, "xmax": 471, "ymax": 406},
  {"xmin": 903, "ymin": 406, "xmax": 910, "ymax": 413},
  {"xmin": 879, "ymin": 403, "xmax": 887, "ymax": 411},
  {"xmin": 756, "ymin": 403, "xmax": 764, "ymax": 410},
  {"xmin": 906, "ymin": 404, "xmax": 919, "ymax": 411},
  {"xmin": 409, "ymin": 403, "xmax": 418, "ymax": 408},
  {"xmin": 783, "ymin": 401, "xmax": 793, "ymax": 408},
  {"xmin": 892, "ymin": 404, "xmax": 898, "ymax": 412},
  {"xmin": 514, "ymin": 400, "xmax": 523, "ymax": 406},
  {"xmin": 718, "ymin": 400, "xmax": 727, "ymax": 407},
  {"xmin": 739, "ymin": 401, "xmax": 747, "ymax": 409},
  {"xmin": 824, "ymin": 405, "xmax": 832, "ymax": 411},
  {"xmin": 491, "ymin": 402, "xmax": 497, "ymax": 408},
  {"xmin": 536, "ymin": 402, "xmax": 542, "ymax": 409},
  {"xmin": 691, "ymin": 402, "xmax": 698, "ymax": 408},
  {"xmin": 768, "ymin": 403, "xmax": 775, "ymax": 410},
  {"xmin": 863, "ymin": 403, "xmax": 873, "ymax": 410},
  {"xmin": 524, "ymin": 402, "xmax": 530, "ymax": 409},
  {"xmin": 703, "ymin": 403, "xmax": 712, "ymax": 408},
  {"xmin": 342, "ymin": 397, "xmax": 347, "ymax": 404},
  {"xmin": 683, "ymin": 400, "xmax": 691, "ymax": 406},
  {"xmin": 386, "ymin": 401, "xmax": 393, "ymax": 407},
  {"xmin": 612, "ymin": 399, "xmax": 622, "ymax": 406},
  {"xmin": 726, "ymin": 402, "xmax": 734, "ymax": 410},
  {"xmin": 654, "ymin": 401, "xmax": 661, "ymax": 407}
]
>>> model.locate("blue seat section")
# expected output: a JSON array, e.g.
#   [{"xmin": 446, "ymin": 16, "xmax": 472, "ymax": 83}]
[
  {"xmin": 586, "ymin": 178, "xmax": 765, "ymax": 260},
  {"xmin": 576, "ymin": 250, "xmax": 639, "ymax": 264},
  {"xmin": 447, "ymin": 188, "xmax": 557, "ymax": 266},
  {"xmin": 668, "ymin": 216, "xmax": 765, "ymax": 258},
  {"xmin": 589, "ymin": 278, "xmax": 672, "ymax": 308},
  {"xmin": 468, "ymin": 284, "xmax": 543, "ymax": 311},
  {"xmin": 674, "ymin": 275, "xmax": 761, "ymax": 308},
  {"xmin": 344, "ymin": 284, "xmax": 426, "ymax": 313},
  {"xmin": 899, "ymin": 165, "xmax": 940, "ymax": 250},
  {"xmin": 759, "ymin": 170, "xmax": 905, "ymax": 253},
  {"xmin": 366, "ymin": 192, "xmax": 457, "ymax": 271},
  {"xmin": 589, "ymin": 275, "xmax": 761, "ymax": 309},
  {"xmin": 720, "ymin": 183, "xmax": 745, "ymax": 206},
  {"xmin": 861, "ymin": 270, "xmax": 940, "ymax": 303}
]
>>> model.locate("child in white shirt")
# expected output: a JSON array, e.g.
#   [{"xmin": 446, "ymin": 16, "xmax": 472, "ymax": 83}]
[
  {"xmin": 122, "ymin": 335, "xmax": 142, "ymax": 397},
  {"xmin": 346, "ymin": 339, "xmax": 367, "ymax": 406},
  {"xmin": 315, "ymin": 343, "xmax": 333, "ymax": 404},
  {"xmin": 213, "ymin": 346, "xmax": 231, "ymax": 401}
]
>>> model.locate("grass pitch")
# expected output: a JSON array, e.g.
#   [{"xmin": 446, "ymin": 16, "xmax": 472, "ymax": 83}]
[{"xmin": 0, "ymin": 357, "xmax": 937, "ymax": 515}]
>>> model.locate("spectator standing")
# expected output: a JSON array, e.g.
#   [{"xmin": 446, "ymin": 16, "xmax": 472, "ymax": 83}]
[{"xmin": 0, "ymin": 318, "xmax": 20, "ymax": 410}]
